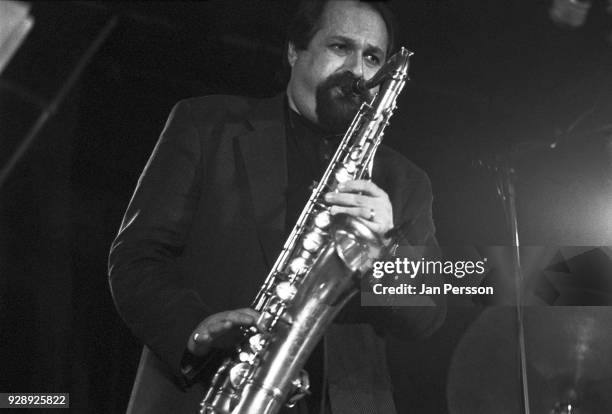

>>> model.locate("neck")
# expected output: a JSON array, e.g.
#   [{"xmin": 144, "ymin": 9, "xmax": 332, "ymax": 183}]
[{"xmin": 286, "ymin": 89, "xmax": 299, "ymax": 115}]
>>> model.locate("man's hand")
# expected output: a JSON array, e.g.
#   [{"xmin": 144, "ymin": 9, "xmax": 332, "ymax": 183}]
[
  {"xmin": 187, "ymin": 308, "xmax": 260, "ymax": 357},
  {"xmin": 324, "ymin": 179, "xmax": 393, "ymax": 237}
]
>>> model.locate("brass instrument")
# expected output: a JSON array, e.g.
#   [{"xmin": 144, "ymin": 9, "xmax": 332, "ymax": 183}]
[{"xmin": 200, "ymin": 47, "xmax": 413, "ymax": 414}]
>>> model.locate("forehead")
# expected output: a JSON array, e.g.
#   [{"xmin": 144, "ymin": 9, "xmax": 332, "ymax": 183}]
[{"xmin": 315, "ymin": 1, "xmax": 388, "ymax": 52}]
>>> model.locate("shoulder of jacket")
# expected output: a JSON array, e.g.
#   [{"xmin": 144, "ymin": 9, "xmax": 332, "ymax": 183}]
[
  {"xmin": 377, "ymin": 144, "xmax": 430, "ymax": 182},
  {"xmin": 174, "ymin": 95, "xmax": 253, "ymax": 119}
]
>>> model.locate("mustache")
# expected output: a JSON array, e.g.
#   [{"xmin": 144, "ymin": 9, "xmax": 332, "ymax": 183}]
[{"xmin": 320, "ymin": 72, "xmax": 372, "ymax": 103}]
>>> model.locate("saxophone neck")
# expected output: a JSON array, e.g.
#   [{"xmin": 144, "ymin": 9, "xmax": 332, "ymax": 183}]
[{"xmin": 354, "ymin": 47, "xmax": 413, "ymax": 92}]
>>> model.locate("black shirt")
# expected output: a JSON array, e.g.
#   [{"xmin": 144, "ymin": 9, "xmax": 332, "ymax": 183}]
[
  {"xmin": 284, "ymin": 101, "xmax": 339, "ymax": 414},
  {"xmin": 284, "ymin": 102, "xmax": 340, "ymax": 232}
]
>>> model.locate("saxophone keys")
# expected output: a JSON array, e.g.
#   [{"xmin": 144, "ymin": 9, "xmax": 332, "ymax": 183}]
[
  {"xmin": 288, "ymin": 257, "xmax": 307, "ymax": 274},
  {"xmin": 345, "ymin": 161, "xmax": 357, "ymax": 173},
  {"xmin": 334, "ymin": 167, "xmax": 351, "ymax": 183},
  {"xmin": 229, "ymin": 361, "xmax": 253, "ymax": 388},
  {"xmin": 257, "ymin": 306, "xmax": 277, "ymax": 330},
  {"xmin": 275, "ymin": 281, "xmax": 297, "ymax": 302},
  {"xmin": 238, "ymin": 351, "xmax": 251, "ymax": 362},
  {"xmin": 334, "ymin": 229, "xmax": 370, "ymax": 273},
  {"xmin": 314, "ymin": 210, "xmax": 331, "ymax": 229},
  {"xmin": 248, "ymin": 333, "xmax": 267, "ymax": 352},
  {"xmin": 302, "ymin": 231, "xmax": 324, "ymax": 252},
  {"xmin": 286, "ymin": 370, "xmax": 311, "ymax": 408}
]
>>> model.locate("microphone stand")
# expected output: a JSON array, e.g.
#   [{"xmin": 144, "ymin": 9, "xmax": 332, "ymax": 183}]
[{"xmin": 492, "ymin": 157, "xmax": 531, "ymax": 414}]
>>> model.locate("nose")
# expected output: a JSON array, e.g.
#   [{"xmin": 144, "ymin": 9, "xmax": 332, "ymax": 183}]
[{"xmin": 343, "ymin": 52, "xmax": 364, "ymax": 79}]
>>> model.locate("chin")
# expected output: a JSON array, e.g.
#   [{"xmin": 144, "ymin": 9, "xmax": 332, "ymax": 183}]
[{"xmin": 315, "ymin": 88, "xmax": 362, "ymax": 133}]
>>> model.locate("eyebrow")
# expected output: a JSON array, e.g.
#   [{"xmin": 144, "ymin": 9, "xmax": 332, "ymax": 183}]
[{"xmin": 328, "ymin": 35, "xmax": 385, "ymax": 57}]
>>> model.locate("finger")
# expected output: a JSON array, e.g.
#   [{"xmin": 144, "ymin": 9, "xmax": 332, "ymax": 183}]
[
  {"xmin": 217, "ymin": 308, "xmax": 259, "ymax": 323},
  {"xmin": 345, "ymin": 212, "xmax": 384, "ymax": 234},
  {"xmin": 193, "ymin": 331, "xmax": 211, "ymax": 343},
  {"xmin": 325, "ymin": 192, "xmax": 372, "ymax": 207},
  {"xmin": 329, "ymin": 205, "xmax": 372, "ymax": 221},
  {"xmin": 329, "ymin": 205, "xmax": 391, "ymax": 236},
  {"xmin": 206, "ymin": 320, "xmax": 234, "ymax": 334},
  {"xmin": 233, "ymin": 308, "xmax": 260, "ymax": 320},
  {"xmin": 217, "ymin": 311, "xmax": 257, "ymax": 326},
  {"xmin": 337, "ymin": 180, "xmax": 386, "ymax": 197}
]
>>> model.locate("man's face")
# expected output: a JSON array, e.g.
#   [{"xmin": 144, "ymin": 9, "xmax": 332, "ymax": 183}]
[{"xmin": 287, "ymin": 1, "xmax": 388, "ymax": 133}]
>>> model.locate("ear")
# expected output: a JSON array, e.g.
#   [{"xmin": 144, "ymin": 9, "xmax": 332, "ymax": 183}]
[{"xmin": 287, "ymin": 42, "xmax": 298, "ymax": 67}]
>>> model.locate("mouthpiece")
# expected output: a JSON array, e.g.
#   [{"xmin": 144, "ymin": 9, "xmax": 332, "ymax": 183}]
[{"xmin": 352, "ymin": 78, "xmax": 367, "ymax": 95}]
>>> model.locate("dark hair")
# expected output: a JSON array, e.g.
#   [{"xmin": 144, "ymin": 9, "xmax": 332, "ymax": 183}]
[{"xmin": 284, "ymin": 0, "xmax": 397, "ymax": 66}]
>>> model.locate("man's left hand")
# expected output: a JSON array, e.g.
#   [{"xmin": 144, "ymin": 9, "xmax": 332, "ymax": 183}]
[{"xmin": 324, "ymin": 179, "xmax": 393, "ymax": 237}]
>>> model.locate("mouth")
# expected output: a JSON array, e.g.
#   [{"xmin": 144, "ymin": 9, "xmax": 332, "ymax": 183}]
[{"xmin": 332, "ymin": 85, "xmax": 362, "ymax": 103}]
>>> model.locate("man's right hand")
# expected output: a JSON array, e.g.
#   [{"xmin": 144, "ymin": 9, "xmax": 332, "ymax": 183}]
[{"xmin": 187, "ymin": 308, "xmax": 261, "ymax": 357}]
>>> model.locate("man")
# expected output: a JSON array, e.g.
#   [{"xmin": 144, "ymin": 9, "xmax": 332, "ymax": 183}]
[{"xmin": 109, "ymin": 1, "xmax": 444, "ymax": 413}]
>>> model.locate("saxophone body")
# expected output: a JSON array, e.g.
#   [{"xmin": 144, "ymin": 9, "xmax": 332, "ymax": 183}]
[{"xmin": 200, "ymin": 47, "xmax": 413, "ymax": 414}]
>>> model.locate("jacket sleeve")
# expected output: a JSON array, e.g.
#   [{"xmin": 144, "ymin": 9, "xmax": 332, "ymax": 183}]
[
  {"xmin": 380, "ymin": 171, "xmax": 446, "ymax": 340},
  {"xmin": 337, "ymin": 165, "xmax": 447, "ymax": 340},
  {"xmin": 108, "ymin": 100, "xmax": 212, "ymax": 387}
]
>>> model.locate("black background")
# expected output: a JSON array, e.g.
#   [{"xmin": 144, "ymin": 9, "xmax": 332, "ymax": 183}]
[{"xmin": 1, "ymin": 1, "xmax": 611, "ymax": 412}]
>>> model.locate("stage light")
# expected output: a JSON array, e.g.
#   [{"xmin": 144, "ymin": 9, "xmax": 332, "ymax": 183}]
[
  {"xmin": 549, "ymin": 0, "xmax": 592, "ymax": 28},
  {"xmin": 0, "ymin": 1, "xmax": 34, "ymax": 74}
]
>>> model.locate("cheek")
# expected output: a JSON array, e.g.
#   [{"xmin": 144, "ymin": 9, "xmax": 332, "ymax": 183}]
[
  {"xmin": 365, "ymin": 66, "xmax": 382, "ymax": 82},
  {"xmin": 294, "ymin": 60, "xmax": 318, "ymax": 93},
  {"xmin": 312, "ymin": 53, "xmax": 345, "ymax": 80}
]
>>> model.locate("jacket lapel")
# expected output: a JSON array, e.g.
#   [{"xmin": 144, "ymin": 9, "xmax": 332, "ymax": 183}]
[{"xmin": 237, "ymin": 94, "xmax": 287, "ymax": 269}]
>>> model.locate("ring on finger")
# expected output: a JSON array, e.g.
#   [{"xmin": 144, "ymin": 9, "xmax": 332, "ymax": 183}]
[
  {"xmin": 193, "ymin": 332, "xmax": 208, "ymax": 343},
  {"xmin": 368, "ymin": 208, "xmax": 375, "ymax": 221}
]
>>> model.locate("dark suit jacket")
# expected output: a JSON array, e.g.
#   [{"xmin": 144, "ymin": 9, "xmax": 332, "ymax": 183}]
[{"xmin": 108, "ymin": 94, "xmax": 444, "ymax": 414}]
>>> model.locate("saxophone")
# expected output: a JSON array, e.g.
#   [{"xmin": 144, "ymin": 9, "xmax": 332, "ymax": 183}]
[{"xmin": 200, "ymin": 47, "xmax": 413, "ymax": 414}]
